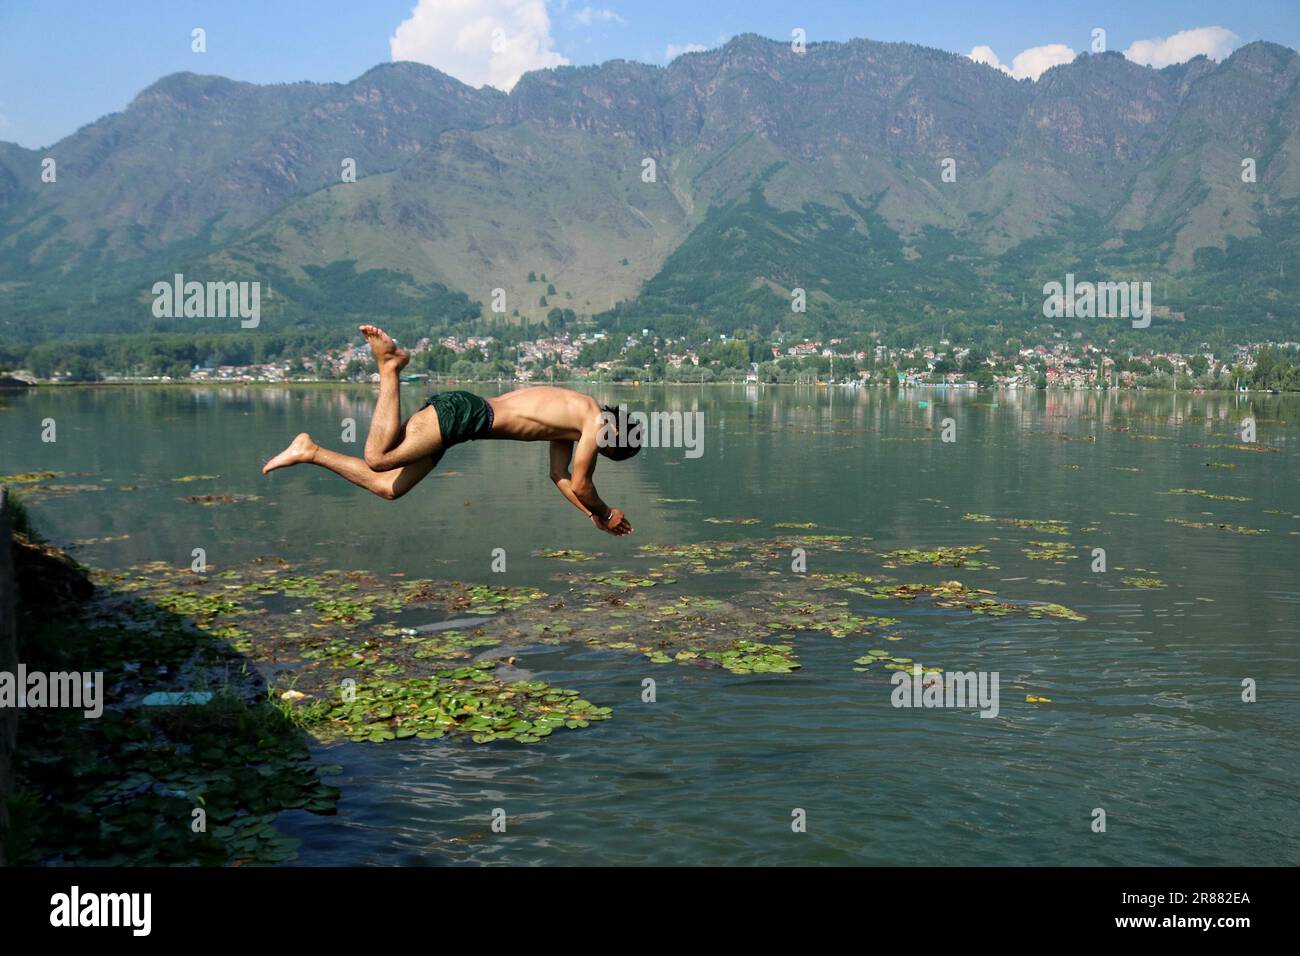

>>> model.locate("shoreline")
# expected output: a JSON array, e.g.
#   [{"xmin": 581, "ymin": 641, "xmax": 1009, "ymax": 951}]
[{"xmin": 2, "ymin": 380, "xmax": 1288, "ymax": 395}]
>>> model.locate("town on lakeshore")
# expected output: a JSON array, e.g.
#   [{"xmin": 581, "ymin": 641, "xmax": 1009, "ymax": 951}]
[{"xmin": 11, "ymin": 328, "xmax": 1300, "ymax": 392}]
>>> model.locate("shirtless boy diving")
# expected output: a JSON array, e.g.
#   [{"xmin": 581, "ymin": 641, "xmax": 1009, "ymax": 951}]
[{"xmin": 262, "ymin": 325, "xmax": 638, "ymax": 536}]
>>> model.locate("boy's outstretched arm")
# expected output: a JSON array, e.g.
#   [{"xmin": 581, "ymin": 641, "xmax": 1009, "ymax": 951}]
[{"xmin": 548, "ymin": 439, "xmax": 632, "ymax": 535}]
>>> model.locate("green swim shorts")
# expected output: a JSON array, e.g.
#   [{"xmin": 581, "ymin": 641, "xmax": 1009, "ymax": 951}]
[{"xmin": 421, "ymin": 391, "xmax": 495, "ymax": 455}]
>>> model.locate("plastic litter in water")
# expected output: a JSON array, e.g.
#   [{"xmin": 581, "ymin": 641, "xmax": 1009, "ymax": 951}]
[{"xmin": 141, "ymin": 692, "xmax": 214, "ymax": 706}]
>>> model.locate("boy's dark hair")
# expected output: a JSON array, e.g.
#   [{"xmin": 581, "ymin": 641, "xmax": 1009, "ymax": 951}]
[{"xmin": 598, "ymin": 403, "xmax": 643, "ymax": 461}]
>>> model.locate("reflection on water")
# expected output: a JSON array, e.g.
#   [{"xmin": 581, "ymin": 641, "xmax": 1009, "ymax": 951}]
[{"xmin": 2, "ymin": 384, "xmax": 1297, "ymax": 865}]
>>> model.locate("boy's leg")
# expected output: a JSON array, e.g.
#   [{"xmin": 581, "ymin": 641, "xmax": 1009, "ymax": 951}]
[
  {"xmin": 363, "ymin": 404, "xmax": 443, "ymax": 472},
  {"xmin": 263, "ymin": 433, "xmax": 433, "ymax": 499},
  {"xmin": 315, "ymin": 446, "xmax": 434, "ymax": 499},
  {"xmin": 359, "ymin": 324, "xmax": 411, "ymax": 465}
]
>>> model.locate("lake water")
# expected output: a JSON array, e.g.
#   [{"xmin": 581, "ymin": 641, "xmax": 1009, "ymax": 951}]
[{"xmin": 3, "ymin": 383, "xmax": 1298, "ymax": 865}]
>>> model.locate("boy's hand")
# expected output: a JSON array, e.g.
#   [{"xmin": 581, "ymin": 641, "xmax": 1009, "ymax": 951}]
[{"xmin": 592, "ymin": 508, "xmax": 633, "ymax": 536}]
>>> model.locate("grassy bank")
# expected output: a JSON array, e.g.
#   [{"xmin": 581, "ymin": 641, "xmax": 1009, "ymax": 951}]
[{"xmin": 0, "ymin": 490, "xmax": 340, "ymax": 865}]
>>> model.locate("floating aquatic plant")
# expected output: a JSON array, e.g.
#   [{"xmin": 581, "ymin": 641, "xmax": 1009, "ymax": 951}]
[
  {"xmin": 0, "ymin": 470, "xmax": 63, "ymax": 483},
  {"xmin": 702, "ymin": 639, "xmax": 799, "ymax": 674},
  {"xmin": 1024, "ymin": 603, "xmax": 1086, "ymax": 622},
  {"xmin": 1007, "ymin": 517, "xmax": 1070, "ymax": 535},
  {"xmin": 293, "ymin": 663, "xmax": 611, "ymax": 744},
  {"xmin": 537, "ymin": 548, "xmax": 602, "ymax": 562},
  {"xmin": 1163, "ymin": 488, "xmax": 1251, "ymax": 501},
  {"xmin": 1186, "ymin": 442, "xmax": 1279, "ymax": 453},
  {"xmin": 591, "ymin": 572, "xmax": 676, "ymax": 588},
  {"xmin": 85, "ymin": 530, "xmax": 1095, "ymax": 764},
  {"xmin": 811, "ymin": 572, "xmax": 888, "ymax": 595},
  {"xmin": 852, "ymin": 650, "xmax": 940, "ymax": 676},
  {"xmin": 881, "ymin": 546, "xmax": 987, "ymax": 568},
  {"xmin": 22, "ymin": 483, "xmax": 105, "ymax": 498},
  {"xmin": 964, "ymin": 513, "xmax": 1069, "ymax": 535},
  {"xmin": 72, "ymin": 533, "xmax": 131, "ymax": 546},
  {"xmin": 1023, "ymin": 540, "xmax": 1075, "ymax": 562},
  {"xmin": 313, "ymin": 596, "xmax": 376, "ymax": 625},
  {"xmin": 865, "ymin": 579, "xmax": 1086, "ymax": 621},
  {"xmin": 1166, "ymin": 517, "xmax": 1266, "ymax": 535}
]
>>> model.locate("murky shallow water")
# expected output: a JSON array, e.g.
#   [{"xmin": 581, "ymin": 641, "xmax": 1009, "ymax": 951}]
[{"xmin": 4, "ymin": 384, "xmax": 1297, "ymax": 864}]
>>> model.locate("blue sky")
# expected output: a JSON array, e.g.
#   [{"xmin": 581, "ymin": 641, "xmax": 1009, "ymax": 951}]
[{"xmin": 1, "ymin": 0, "xmax": 1297, "ymax": 148}]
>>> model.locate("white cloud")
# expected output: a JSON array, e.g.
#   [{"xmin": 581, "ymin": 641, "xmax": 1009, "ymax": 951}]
[
  {"xmin": 1124, "ymin": 26, "xmax": 1240, "ymax": 68},
  {"xmin": 968, "ymin": 45, "xmax": 1004, "ymax": 70},
  {"xmin": 1008, "ymin": 44, "xmax": 1076, "ymax": 79},
  {"xmin": 573, "ymin": 6, "xmax": 623, "ymax": 25},
  {"xmin": 968, "ymin": 43, "xmax": 1075, "ymax": 81},
  {"xmin": 390, "ymin": 0, "xmax": 569, "ymax": 91},
  {"xmin": 665, "ymin": 42, "xmax": 708, "ymax": 62}
]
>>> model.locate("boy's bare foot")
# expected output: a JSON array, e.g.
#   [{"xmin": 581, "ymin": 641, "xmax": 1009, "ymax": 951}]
[
  {"xmin": 263, "ymin": 433, "xmax": 318, "ymax": 473},
  {"xmin": 359, "ymin": 324, "xmax": 409, "ymax": 374}
]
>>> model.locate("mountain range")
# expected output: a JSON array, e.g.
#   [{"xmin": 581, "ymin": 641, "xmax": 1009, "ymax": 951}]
[{"xmin": 2, "ymin": 33, "xmax": 1298, "ymax": 348}]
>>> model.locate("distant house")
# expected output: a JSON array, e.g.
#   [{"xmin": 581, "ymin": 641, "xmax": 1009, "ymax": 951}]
[{"xmin": 0, "ymin": 372, "xmax": 36, "ymax": 389}]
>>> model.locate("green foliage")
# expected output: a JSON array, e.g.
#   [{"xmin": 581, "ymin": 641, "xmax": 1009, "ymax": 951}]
[
  {"xmin": 1, "ymin": 489, "xmax": 38, "ymax": 539},
  {"xmin": 8, "ymin": 541, "xmax": 340, "ymax": 864}
]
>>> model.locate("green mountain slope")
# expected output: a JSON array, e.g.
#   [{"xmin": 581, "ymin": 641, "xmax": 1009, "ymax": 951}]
[{"xmin": 1, "ymin": 34, "xmax": 1297, "ymax": 348}]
